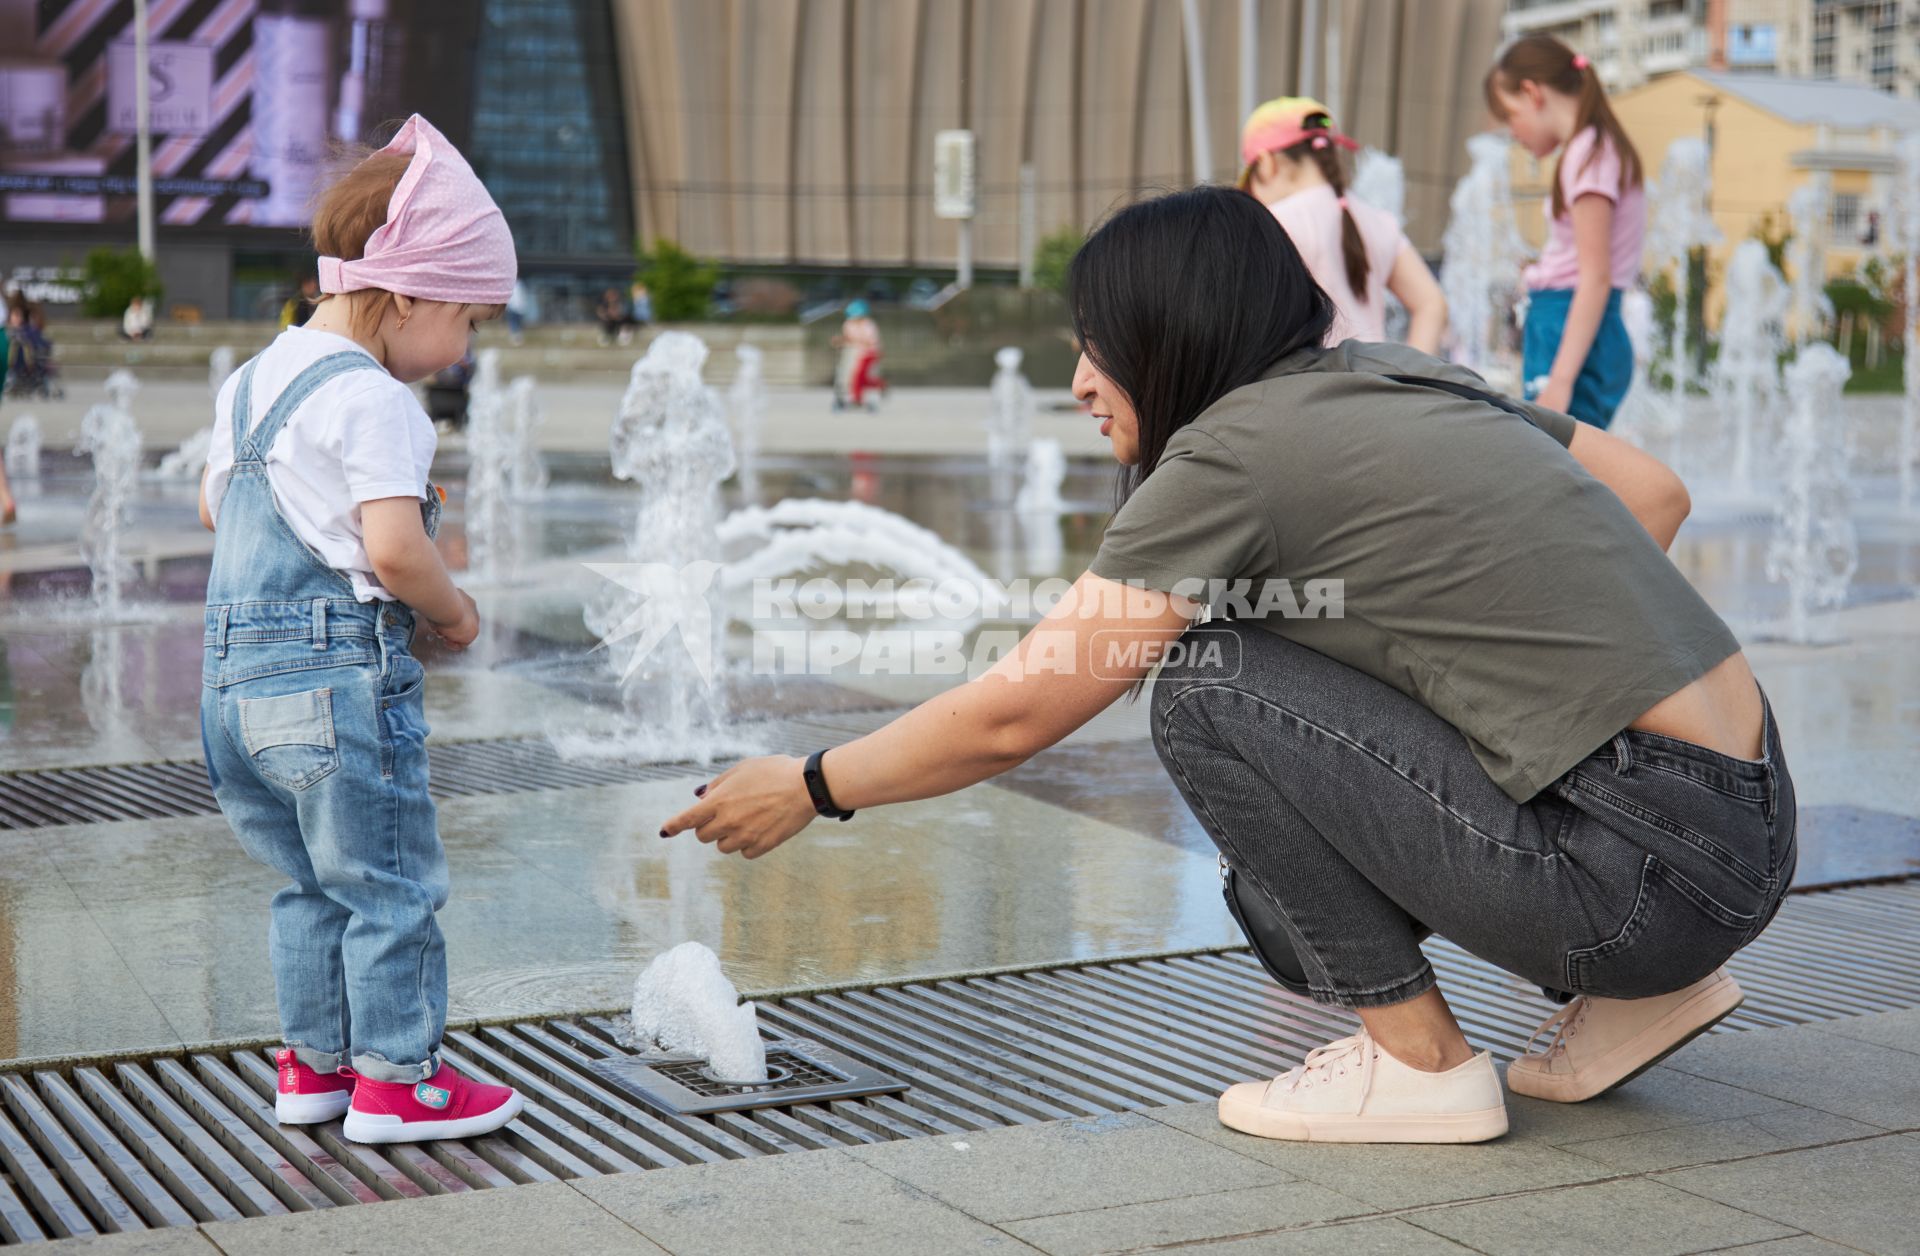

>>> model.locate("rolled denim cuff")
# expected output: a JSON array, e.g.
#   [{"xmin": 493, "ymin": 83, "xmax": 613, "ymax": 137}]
[
  {"xmin": 351, "ymin": 1050, "xmax": 439, "ymax": 1084},
  {"xmin": 1310, "ymin": 962, "xmax": 1437, "ymax": 1010},
  {"xmin": 288, "ymin": 1044, "xmax": 344, "ymax": 1075}
]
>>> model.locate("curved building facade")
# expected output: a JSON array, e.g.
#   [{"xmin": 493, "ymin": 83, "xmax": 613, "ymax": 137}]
[{"xmin": 610, "ymin": 0, "xmax": 1509, "ymax": 266}]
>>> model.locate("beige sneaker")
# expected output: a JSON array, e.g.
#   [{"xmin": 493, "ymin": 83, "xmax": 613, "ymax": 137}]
[
  {"xmin": 1217, "ymin": 1030, "xmax": 1509, "ymax": 1144},
  {"xmin": 1506, "ymin": 968, "xmax": 1744, "ymax": 1103}
]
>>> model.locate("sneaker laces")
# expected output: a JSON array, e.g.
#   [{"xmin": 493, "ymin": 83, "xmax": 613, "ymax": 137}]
[
  {"xmin": 1525, "ymin": 998, "xmax": 1591, "ymax": 1059},
  {"xmin": 1271, "ymin": 1030, "xmax": 1378, "ymax": 1111}
]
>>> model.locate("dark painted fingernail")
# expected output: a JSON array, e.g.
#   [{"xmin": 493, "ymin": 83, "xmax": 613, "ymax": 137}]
[
  {"xmin": 694, "ymin": 785, "xmax": 707, "ymax": 797},
  {"xmin": 658, "ymin": 828, "xmax": 669, "ymax": 838}
]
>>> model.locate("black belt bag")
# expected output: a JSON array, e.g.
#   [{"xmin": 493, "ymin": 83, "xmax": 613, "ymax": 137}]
[{"xmin": 1220, "ymin": 857, "xmax": 1432, "ymax": 998}]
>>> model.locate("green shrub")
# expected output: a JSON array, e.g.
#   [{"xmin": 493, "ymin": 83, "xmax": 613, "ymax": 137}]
[
  {"xmin": 81, "ymin": 246, "xmax": 161, "ymax": 318},
  {"xmin": 1032, "ymin": 226, "xmax": 1084, "ymax": 296},
  {"xmin": 635, "ymin": 238, "xmax": 719, "ymax": 322}
]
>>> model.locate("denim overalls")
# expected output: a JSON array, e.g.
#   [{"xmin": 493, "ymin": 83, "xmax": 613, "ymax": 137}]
[{"xmin": 201, "ymin": 351, "xmax": 447, "ymax": 1085}]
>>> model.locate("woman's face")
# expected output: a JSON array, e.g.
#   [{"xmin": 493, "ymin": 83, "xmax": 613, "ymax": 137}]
[{"xmin": 1073, "ymin": 352, "xmax": 1141, "ymax": 465}]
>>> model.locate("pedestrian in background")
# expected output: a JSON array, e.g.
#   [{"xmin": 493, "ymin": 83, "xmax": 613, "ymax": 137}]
[{"xmin": 1486, "ymin": 35, "xmax": 1645, "ymax": 428}]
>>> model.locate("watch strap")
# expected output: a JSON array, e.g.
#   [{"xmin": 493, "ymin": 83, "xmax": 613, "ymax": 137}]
[{"xmin": 803, "ymin": 749, "xmax": 855, "ymax": 821}]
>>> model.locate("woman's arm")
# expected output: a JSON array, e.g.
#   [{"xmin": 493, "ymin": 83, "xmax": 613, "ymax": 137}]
[
  {"xmin": 197, "ymin": 469, "xmax": 214, "ymax": 531},
  {"xmin": 1535, "ymin": 194, "xmax": 1615, "ymax": 414},
  {"xmin": 661, "ymin": 573, "xmax": 1198, "ymax": 858},
  {"xmin": 1386, "ymin": 244, "xmax": 1447, "ymax": 356},
  {"xmin": 1567, "ymin": 422, "xmax": 1690, "ymax": 550},
  {"xmin": 361, "ymin": 497, "xmax": 479, "ymax": 646}
]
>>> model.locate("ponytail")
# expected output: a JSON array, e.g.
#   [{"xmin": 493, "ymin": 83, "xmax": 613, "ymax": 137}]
[
  {"xmin": 1285, "ymin": 120, "xmax": 1371, "ymax": 295},
  {"xmin": 1485, "ymin": 34, "xmax": 1642, "ymax": 219}
]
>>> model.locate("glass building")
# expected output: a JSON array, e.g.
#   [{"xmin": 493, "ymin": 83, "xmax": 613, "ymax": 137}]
[{"xmin": 471, "ymin": 0, "xmax": 635, "ymax": 320}]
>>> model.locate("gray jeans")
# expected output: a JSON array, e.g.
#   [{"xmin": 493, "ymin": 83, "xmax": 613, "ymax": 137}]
[{"xmin": 1152, "ymin": 621, "xmax": 1795, "ymax": 1009}]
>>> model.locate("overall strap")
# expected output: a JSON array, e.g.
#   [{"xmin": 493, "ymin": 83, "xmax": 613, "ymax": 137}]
[
  {"xmin": 230, "ymin": 359, "xmax": 259, "ymax": 456},
  {"xmin": 238, "ymin": 351, "xmax": 385, "ymax": 461}
]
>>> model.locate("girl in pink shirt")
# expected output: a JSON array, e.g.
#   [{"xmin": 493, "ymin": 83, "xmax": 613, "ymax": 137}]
[
  {"xmin": 1238, "ymin": 97, "xmax": 1447, "ymax": 354},
  {"xmin": 1487, "ymin": 35, "xmax": 1646, "ymax": 429}
]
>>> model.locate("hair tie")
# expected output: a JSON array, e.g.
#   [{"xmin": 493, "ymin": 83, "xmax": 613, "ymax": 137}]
[
  {"xmin": 1311, "ymin": 135, "xmax": 1329, "ymax": 150},
  {"xmin": 1336, "ymin": 194, "xmax": 1349, "ymax": 210},
  {"xmin": 1572, "ymin": 54, "xmax": 1590, "ymax": 70}
]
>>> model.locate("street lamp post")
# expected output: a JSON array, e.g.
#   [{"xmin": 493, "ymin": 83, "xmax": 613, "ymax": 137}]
[{"xmin": 134, "ymin": 0, "xmax": 156, "ymax": 262}]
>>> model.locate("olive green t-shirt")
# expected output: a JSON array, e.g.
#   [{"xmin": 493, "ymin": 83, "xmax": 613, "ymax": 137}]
[{"xmin": 1090, "ymin": 341, "xmax": 1741, "ymax": 802}]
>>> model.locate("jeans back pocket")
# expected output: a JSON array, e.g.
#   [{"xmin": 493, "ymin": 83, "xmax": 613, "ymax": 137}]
[
  {"xmin": 1567, "ymin": 854, "xmax": 1758, "ymax": 999},
  {"xmin": 237, "ymin": 687, "xmax": 340, "ymax": 791}
]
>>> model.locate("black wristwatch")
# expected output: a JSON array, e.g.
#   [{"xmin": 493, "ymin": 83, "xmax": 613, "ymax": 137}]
[{"xmin": 802, "ymin": 749, "xmax": 856, "ymax": 821}]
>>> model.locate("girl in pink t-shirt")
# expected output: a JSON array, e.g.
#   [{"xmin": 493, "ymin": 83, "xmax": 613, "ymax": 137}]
[
  {"xmin": 1238, "ymin": 98, "xmax": 1447, "ymax": 354},
  {"xmin": 1486, "ymin": 35, "xmax": 1646, "ymax": 429}
]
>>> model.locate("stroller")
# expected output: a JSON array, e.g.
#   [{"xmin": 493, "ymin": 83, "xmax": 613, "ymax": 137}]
[{"xmin": 5, "ymin": 324, "xmax": 63, "ymax": 400}]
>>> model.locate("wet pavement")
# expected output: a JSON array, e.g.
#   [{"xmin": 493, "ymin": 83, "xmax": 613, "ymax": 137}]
[{"xmin": 2, "ymin": 409, "xmax": 1919, "ymax": 1068}]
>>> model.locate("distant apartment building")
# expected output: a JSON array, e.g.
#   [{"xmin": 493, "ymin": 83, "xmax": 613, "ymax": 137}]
[
  {"xmin": 1804, "ymin": 0, "xmax": 1919, "ymax": 96},
  {"xmin": 1505, "ymin": 0, "xmax": 1920, "ymax": 97},
  {"xmin": 1502, "ymin": 0, "xmax": 1711, "ymax": 89}
]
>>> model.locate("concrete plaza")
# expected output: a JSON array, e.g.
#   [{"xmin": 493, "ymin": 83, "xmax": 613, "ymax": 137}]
[{"xmin": 2, "ymin": 374, "xmax": 1917, "ymax": 1252}]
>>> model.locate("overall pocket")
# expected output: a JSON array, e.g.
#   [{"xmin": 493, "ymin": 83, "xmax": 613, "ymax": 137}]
[
  {"xmin": 1566, "ymin": 854, "xmax": 1757, "ymax": 999},
  {"xmin": 237, "ymin": 687, "xmax": 340, "ymax": 791}
]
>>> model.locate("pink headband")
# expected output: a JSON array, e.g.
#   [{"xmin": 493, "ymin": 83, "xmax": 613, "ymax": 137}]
[{"xmin": 318, "ymin": 114, "xmax": 516, "ymax": 306}]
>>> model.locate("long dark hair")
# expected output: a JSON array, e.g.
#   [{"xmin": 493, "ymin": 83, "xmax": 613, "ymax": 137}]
[
  {"xmin": 1068, "ymin": 185, "xmax": 1334, "ymax": 502},
  {"xmin": 1484, "ymin": 35, "xmax": 1642, "ymax": 219}
]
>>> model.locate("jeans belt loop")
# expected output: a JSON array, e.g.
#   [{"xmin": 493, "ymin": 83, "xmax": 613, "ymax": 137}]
[
  {"xmin": 1611, "ymin": 731, "xmax": 1633, "ymax": 775},
  {"xmin": 215, "ymin": 605, "xmax": 231, "ymax": 659},
  {"xmin": 311, "ymin": 597, "xmax": 328, "ymax": 651}
]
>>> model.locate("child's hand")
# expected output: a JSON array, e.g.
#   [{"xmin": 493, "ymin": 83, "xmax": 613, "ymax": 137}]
[{"xmin": 428, "ymin": 590, "xmax": 480, "ymax": 650}]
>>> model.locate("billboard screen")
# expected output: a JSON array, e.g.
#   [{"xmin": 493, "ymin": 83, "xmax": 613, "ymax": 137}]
[{"xmin": 0, "ymin": 0, "xmax": 477, "ymax": 232}]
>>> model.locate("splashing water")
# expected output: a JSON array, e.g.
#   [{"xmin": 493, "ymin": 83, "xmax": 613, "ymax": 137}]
[
  {"xmin": 1765, "ymin": 345, "xmax": 1855, "ymax": 644},
  {"xmin": 464, "ymin": 350, "xmax": 515, "ymax": 583},
  {"xmin": 77, "ymin": 402, "xmax": 144, "ymax": 618},
  {"xmin": 103, "ymin": 368, "xmax": 140, "ymax": 415},
  {"xmin": 718, "ymin": 497, "xmax": 1001, "ymax": 624},
  {"xmin": 727, "ymin": 344, "xmax": 767, "ymax": 506},
  {"xmin": 506, "ymin": 375, "xmax": 547, "ymax": 502},
  {"xmin": 1711, "ymin": 240, "xmax": 1788, "ymax": 494},
  {"xmin": 157, "ymin": 349, "xmax": 235, "ymax": 481},
  {"xmin": 209, "ymin": 345, "xmax": 236, "ymax": 397},
  {"xmin": 1786, "ymin": 179, "xmax": 1834, "ymax": 347},
  {"xmin": 1351, "ymin": 148, "xmax": 1406, "ymax": 224},
  {"xmin": 1441, "ymin": 132, "xmax": 1530, "ymax": 380},
  {"xmin": 154, "ymin": 430, "xmax": 213, "ymax": 481},
  {"xmin": 1897, "ymin": 135, "xmax": 1920, "ymax": 512},
  {"xmin": 625, "ymin": 942, "xmax": 767, "ymax": 1083},
  {"xmin": 1644, "ymin": 138, "xmax": 1720, "ymax": 471},
  {"xmin": 5, "ymin": 415, "xmax": 42, "ymax": 480},
  {"xmin": 583, "ymin": 332, "xmax": 737, "ymax": 759},
  {"xmin": 1016, "ymin": 438, "xmax": 1067, "ymax": 515},
  {"xmin": 988, "ymin": 347, "xmax": 1035, "ymax": 497}
]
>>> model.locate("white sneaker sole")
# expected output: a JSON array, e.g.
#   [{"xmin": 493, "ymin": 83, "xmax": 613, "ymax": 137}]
[
  {"xmin": 275, "ymin": 1090, "xmax": 353, "ymax": 1125},
  {"xmin": 341, "ymin": 1091, "xmax": 524, "ymax": 1144},
  {"xmin": 1507, "ymin": 973, "xmax": 1745, "ymax": 1104},
  {"xmin": 1218, "ymin": 1093, "xmax": 1509, "ymax": 1144}
]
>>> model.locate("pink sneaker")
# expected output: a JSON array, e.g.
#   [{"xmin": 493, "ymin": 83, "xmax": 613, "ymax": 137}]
[
  {"xmin": 1218, "ymin": 1030, "xmax": 1509, "ymax": 1144},
  {"xmin": 274, "ymin": 1049, "xmax": 355, "ymax": 1124},
  {"xmin": 1507, "ymin": 968, "xmax": 1745, "ymax": 1103},
  {"xmin": 341, "ymin": 1063, "xmax": 523, "ymax": 1144}
]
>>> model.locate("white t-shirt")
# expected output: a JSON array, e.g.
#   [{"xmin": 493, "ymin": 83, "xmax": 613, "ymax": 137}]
[{"xmin": 204, "ymin": 327, "xmax": 437, "ymax": 602}]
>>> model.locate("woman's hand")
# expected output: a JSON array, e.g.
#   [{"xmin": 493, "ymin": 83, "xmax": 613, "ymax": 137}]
[{"xmin": 661, "ymin": 755, "xmax": 818, "ymax": 859}]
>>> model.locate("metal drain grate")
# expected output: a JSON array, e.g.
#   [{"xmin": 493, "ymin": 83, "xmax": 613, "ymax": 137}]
[
  {"xmin": 588, "ymin": 1041, "xmax": 911, "ymax": 1116},
  {"xmin": 0, "ymin": 709, "xmax": 914, "ymax": 832},
  {"xmin": 2, "ymin": 879, "xmax": 1918, "ymax": 1244}
]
